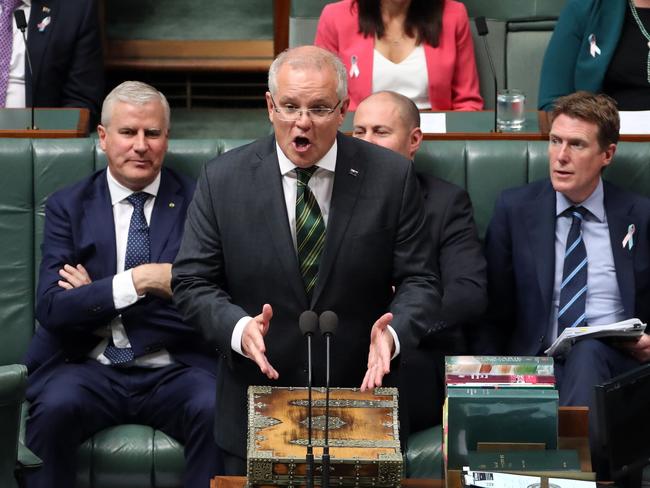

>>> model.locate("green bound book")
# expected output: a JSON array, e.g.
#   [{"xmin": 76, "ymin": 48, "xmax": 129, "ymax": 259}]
[{"xmin": 445, "ymin": 387, "xmax": 559, "ymax": 470}]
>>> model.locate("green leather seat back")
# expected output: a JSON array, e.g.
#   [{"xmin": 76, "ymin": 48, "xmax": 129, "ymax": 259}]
[
  {"xmin": 0, "ymin": 140, "xmax": 35, "ymax": 365},
  {"xmin": 289, "ymin": 0, "xmax": 331, "ymax": 47},
  {"xmin": 0, "ymin": 364, "xmax": 27, "ymax": 488},
  {"xmin": 33, "ymin": 139, "xmax": 97, "ymax": 292},
  {"xmin": 506, "ymin": 20, "xmax": 557, "ymax": 110}
]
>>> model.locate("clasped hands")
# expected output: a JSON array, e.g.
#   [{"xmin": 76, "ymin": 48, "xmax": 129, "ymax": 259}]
[
  {"xmin": 241, "ymin": 304, "xmax": 395, "ymax": 390},
  {"xmin": 57, "ymin": 262, "xmax": 173, "ymax": 298}
]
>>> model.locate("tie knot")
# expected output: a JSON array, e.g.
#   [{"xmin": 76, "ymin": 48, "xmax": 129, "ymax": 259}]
[
  {"xmin": 295, "ymin": 166, "xmax": 318, "ymax": 185},
  {"xmin": 568, "ymin": 206, "xmax": 588, "ymax": 222},
  {"xmin": 127, "ymin": 192, "xmax": 149, "ymax": 210}
]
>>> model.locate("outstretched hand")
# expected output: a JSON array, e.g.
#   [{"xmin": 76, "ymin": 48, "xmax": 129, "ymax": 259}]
[
  {"xmin": 242, "ymin": 304, "xmax": 279, "ymax": 379},
  {"xmin": 360, "ymin": 312, "xmax": 394, "ymax": 391}
]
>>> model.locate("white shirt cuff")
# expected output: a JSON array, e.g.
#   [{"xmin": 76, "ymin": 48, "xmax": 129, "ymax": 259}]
[
  {"xmin": 232, "ymin": 316, "xmax": 252, "ymax": 356},
  {"xmin": 387, "ymin": 325, "xmax": 400, "ymax": 360},
  {"xmin": 112, "ymin": 269, "xmax": 141, "ymax": 310}
]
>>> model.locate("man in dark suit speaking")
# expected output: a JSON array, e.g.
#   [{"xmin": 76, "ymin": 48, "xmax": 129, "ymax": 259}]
[
  {"xmin": 352, "ymin": 91, "xmax": 487, "ymax": 432},
  {"xmin": 172, "ymin": 46, "xmax": 441, "ymax": 473},
  {"xmin": 484, "ymin": 91, "xmax": 650, "ymax": 477},
  {"xmin": 24, "ymin": 81, "xmax": 222, "ymax": 488}
]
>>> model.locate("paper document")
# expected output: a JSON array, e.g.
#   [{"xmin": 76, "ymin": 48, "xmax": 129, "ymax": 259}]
[
  {"xmin": 544, "ymin": 318, "xmax": 646, "ymax": 357},
  {"xmin": 420, "ymin": 113, "xmax": 447, "ymax": 133},
  {"xmin": 462, "ymin": 468, "xmax": 539, "ymax": 488},
  {"xmin": 619, "ymin": 111, "xmax": 650, "ymax": 134}
]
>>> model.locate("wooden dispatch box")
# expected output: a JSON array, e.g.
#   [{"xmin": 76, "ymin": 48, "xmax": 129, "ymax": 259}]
[{"xmin": 247, "ymin": 386, "xmax": 402, "ymax": 487}]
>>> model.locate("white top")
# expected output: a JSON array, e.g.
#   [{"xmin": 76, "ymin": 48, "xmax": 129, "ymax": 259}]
[
  {"xmin": 372, "ymin": 45, "xmax": 430, "ymax": 109},
  {"xmin": 1, "ymin": 0, "xmax": 30, "ymax": 107}
]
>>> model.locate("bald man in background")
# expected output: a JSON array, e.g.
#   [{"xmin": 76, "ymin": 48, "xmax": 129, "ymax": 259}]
[{"xmin": 353, "ymin": 91, "xmax": 487, "ymax": 431}]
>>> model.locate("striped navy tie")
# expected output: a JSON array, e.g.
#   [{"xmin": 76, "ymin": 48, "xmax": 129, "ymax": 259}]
[{"xmin": 557, "ymin": 206, "xmax": 588, "ymax": 332}]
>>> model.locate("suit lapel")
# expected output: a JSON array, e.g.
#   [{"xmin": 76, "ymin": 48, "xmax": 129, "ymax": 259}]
[
  {"xmin": 149, "ymin": 170, "xmax": 183, "ymax": 262},
  {"xmin": 523, "ymin": 182, "xmax": 556, "ymax": 322},
  {"xmin": 604, "ymin": 183, "xmax": 636, "ymax": 317},
  {"xmin": 253, "ymin": 140, "xmax": 308, "ymax": 307},
  {"xmin": 311, "ymin": 134, "xmax": 363, "ymax": 305},
  {"xmin": 27, "ymin": 0, "xmax": 56, "ymax": 100},
  {"xmin": 83, "ymin": 172, "xmax": 117, "ymax": 275}
]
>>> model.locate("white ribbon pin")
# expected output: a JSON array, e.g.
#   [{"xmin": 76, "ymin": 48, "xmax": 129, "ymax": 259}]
[
  {"xmin": 622, "ymin": 223, "xmax": 635, "ymax": 250},
  {"xmin": 349, "ymin": 55, "xmax": 360, "ymax": 78},
  {"xmin": 588, "ymin": 34, "xmax": 601, "ymax": 58},
  {"xmin": 37, "ymin": 16, "xmax": 51, "ymax": 32}
]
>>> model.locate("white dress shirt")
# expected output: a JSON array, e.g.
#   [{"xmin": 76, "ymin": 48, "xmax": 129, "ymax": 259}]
[
  {"xmin": 88, "ymin": 169, "xmax": 173, "ymax": 367},
  {"xmin": 231, "ymin": 141, "xmax": 400, "ymax": 359}
]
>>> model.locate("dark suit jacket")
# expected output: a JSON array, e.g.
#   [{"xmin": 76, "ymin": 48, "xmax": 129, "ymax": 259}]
[
  {"xmin": 417, "ymin": 173, "xmax": 487, "ymax": 344},
  {"xmin": 24, "ymin": 167, "xmax": 217, "ymax": 393},
  {"xmin": 483, "ymin": 179, "xmax": 650, "ymax": 355},
  {"xmin": 400, "ymin": 174, "xmax": 486, "ymax": 431},
  {"xmin": 172, "ymin": 133, "xmax": 441, "ymax": 457},
  {"xmin": 25, "ymin": 0, "xmax": 104, "ymax": 126}
]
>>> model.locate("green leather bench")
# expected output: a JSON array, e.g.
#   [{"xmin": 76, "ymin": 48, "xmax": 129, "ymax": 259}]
[{"xmin": 3, "ymin": 137, "xmax": 650, "ymax": 486}]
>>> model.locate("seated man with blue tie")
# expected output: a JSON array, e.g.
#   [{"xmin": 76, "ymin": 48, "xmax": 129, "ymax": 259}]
[
  {"xmin": 484, "ymin": 91, "xmax": 650, "ymax": 478},
  {"xmin": 23, "ymin": 81, "xmax": 223, "ymax": 488}
]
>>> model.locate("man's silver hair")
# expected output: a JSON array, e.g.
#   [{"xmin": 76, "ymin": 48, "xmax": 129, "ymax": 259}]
[
  {"xmin": 101, "ymin": 81, "xmax": 171, "ymax": 128},
  {"xmin": 268, "ymin": 46, "xmax": 348, "ymax": 100}
]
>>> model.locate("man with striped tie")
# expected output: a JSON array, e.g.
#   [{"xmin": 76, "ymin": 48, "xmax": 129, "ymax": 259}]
[
  {"xmin": 172, "ymin": 46, "xmax": 441, "ymax": 474},
  {"xmin": 483, "ymin": 91, "xmax": 650, "ymax": 478},
  {"xmin": 23, "ymin": 81, "xmax": 223, "ymax": 487}
]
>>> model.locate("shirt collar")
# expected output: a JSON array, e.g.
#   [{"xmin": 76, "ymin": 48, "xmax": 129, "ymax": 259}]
[
  {"xmin": 106, "ymin": 168, "xmax": 161, "ymax": 206},
  {"xmin": 555, "ymin": 178, "xmax": 605, "ymax": 222},
  {"xmin": 276, "ymin": 140, "xmax": 338, "ymax": 176}
]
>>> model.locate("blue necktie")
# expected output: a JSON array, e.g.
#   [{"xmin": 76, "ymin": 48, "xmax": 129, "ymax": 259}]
[
  {"xmin": 557, "ymin": 206, "xmax": 588, "ymax": 333},
  {"xmin": 104, "ymin": 192, "xmax": 150, "ymax": 365}
]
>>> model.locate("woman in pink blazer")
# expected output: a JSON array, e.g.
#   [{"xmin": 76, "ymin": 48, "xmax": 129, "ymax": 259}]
[{"xmin": 315, "ymin": 0, "xmax": 483, "ymax": 111}]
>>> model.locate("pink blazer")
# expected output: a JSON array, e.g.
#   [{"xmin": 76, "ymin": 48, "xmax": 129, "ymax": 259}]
[{"xmin": 315, "ymin": 0, "xmax": 483, "ymax": 111}]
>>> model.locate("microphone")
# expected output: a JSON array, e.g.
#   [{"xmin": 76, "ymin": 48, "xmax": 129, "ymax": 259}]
[
  {"xmin": 14, "ymin": 10, "xmax": 37, "ymax": 130},
  {"xmin": 318, "ymin": 310, "xmax": 338, "ymax": 488},
  {"xmin": 299, "ymin": 310, "xmax": 318, "ymax": 488},
  {"xmin": 474, "ymin": 16, "xmax": 499, "ymax": 133}
]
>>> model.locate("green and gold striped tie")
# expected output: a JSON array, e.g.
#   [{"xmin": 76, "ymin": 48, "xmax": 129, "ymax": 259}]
[{"xmin": 295, "ymin": 167, "xmax": 326, "ymax": 296}]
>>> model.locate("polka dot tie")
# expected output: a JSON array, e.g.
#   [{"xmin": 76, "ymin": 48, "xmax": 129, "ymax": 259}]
[
  {"xmin": 124, "ymin": 192, "xmax": 151, "ymax": 270},
  {"xmin": 0, "ymin": 0, "xmax": 23, "ymax": 107},
  {"xmin": 104, "ymin": 192, "xmax": 150, "ymax": 365}
]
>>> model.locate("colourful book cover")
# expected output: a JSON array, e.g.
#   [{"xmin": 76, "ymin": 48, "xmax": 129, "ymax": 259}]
[{"xmin": 445, "ymin": 356, "xmax": 554, "ymax": 377}]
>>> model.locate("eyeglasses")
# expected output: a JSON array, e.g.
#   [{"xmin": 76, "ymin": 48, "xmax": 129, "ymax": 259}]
[{"xmin": 270, "ymin": 94, "xmax": 342, "ymax": 121}]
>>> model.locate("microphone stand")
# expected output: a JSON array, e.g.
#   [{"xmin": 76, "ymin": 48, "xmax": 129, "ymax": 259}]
[
  {"xmin": 306, "ymin": 332, "xmax": 314, "ymax": 488},
  {"xmin": 14, "ymin": 11, "xmax": 37, "ymax": 130},
  {"xmin": 299, "ymin": 310, "xmax": 318, "ymax": 488},
  {"xmin": 322, "ymin": 332, "xmax": 331, "ymax": 488}
]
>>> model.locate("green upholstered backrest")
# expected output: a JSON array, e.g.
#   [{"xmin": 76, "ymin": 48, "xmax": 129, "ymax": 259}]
[
  {"xmin": 0, "ymin": 140, "xmax": 35, "ymax": 365},
  {"xmin": 3, "ymin": 136, "xmax": 650, "ymax": 369},
  {"xmin": 415, "ymin": 140, "xmax": 650, "ymax": 240},
  {"xmin": 461, "ymin": 0, "xmax": 566, "ymax": 19},
  {"xmin": 289, "ymin": 0, "xmax": 330, "ymax": 47}
]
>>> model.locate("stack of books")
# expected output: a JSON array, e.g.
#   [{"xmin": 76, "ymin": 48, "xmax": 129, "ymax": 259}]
[{"xmin": 442, "ymin": 356, "xmax": 593, "ymax": 487}]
